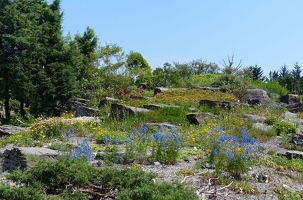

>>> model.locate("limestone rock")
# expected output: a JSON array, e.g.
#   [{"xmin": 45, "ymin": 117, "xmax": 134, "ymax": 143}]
[
  {"xmin": 280, "ymin": 94, "xmax": 302, "ymax": 113},
  {"xmin": 246, "ymin": 89, "xmax": 271, "ymax": 105}
]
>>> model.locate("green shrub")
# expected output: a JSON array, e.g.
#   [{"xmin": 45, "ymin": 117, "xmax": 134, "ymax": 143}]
[
  {"xmin": 0, "ymin": 184, "xmax": 43, "ymax": 200},
  {"xmin": 273, "ymin": 121, "xmax": 297, "ymax": 135},
  {"xmin": 253, "ymin": 80, "xmax": 289, "ymax": 96},
  {"xmin": 187, "ymin": 74, "xmax": 221, "ymax": 87},
  {"xmin": 116, "ymin": 182, "xmax": 199, "ymax": 200},
  {"xmin": 264, "ymin": 116, "xmax": 279, "ymax": 125},
  {"xmin": 6, "ymin": 156, "xmax": 99, "ymax": 195},
  {"xmin": 211, "ymin": 74, "xmax": 253, "ymax": 101},
  {"xmin": 94, "ymin": 129, "xmax": 126, "ymax": 144}
]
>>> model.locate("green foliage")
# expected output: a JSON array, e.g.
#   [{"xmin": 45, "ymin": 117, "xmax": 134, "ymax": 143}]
[
  {"xmin": 94, "ymin": 129, "xmax": 126, "ymax": 144},
  {"xmin": 231, "ymin": 179, "xmax": 259, "ymax": 194},
  {"xmin": 263, "ymin": 116, "xmax": 279, "ymax": 125},
  {"xmin": 274, "ymin": 185, "xmax": 303, "ymax": 200},
  {"xmin": 152, "ymin": 63, "xmax": 183, "ymax": 87},
  {"xmin": 154, "ymin": 89, "xmax": 238, "ymax": 107},
  {"xmin": 103, "ymin": 145, "xmax": 120, "ymax": 163},
  {"xmin": 249, "ymin": 65, "xmax": 264, "ymax": 80},
  {"xmin": 124, "ymin": 133, "xmax": 149, "ymax": 164},
  {"xmin": 7, "ymin": 156, "xmax": 99, "ymax": 194},
  {"xmin": 150, "ymin": 135, "xmax": 180, "ymax": 164},
  {"xmin": 126, "ymin": 51, "xmax": 150, "ymax": 71},
  {"xmin": 263, "ymin": 156, "xmax": 303, "ymax": 172},
  {"xmin": 146, "ymin": 107, "xmax": 189, "ymax": 124},
  {"xmin": 273, "ymin": 121, "xmax": 297, "ymax": 135},
  {"xmin": 0, "ymin": 183, "xmax": 43, "ymax": 200},
  {"xmin": 116, "ymin": 182, "xmax": 199, "ymax": 200},
  {"xmin": 211, "ymin": 73, "xmax": 253, "ymax": 101},
  {"xmin": 187, "ymin": 74, "xmax": 221, "ymax": 87},
  {"xmin": 4, "ymin": 156, "xmax": 198, "ymax": 199},
  {"xmin": 0, "ymin": 0, "xmax": 99, "ymax": 119},
  {"xmin": 253, "ymin": 80, "xmax": 289, "ymax": 96}
]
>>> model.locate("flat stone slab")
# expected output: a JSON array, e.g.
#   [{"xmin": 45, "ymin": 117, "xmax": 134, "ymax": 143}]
[
  {"xmin": 17, "ymin": 147, "xmax": 59, "ymax": 157},
  {"xmin": 146, "ymin": 122, "xmax": 177, "ymax": 129},
  {"xmin": 285, "ymin": 150, "xmax": 303, "ymax": 159},
  {"xmin": 0, "ymin": 125, "xmax": 28, "ymax": 136},
  {"xmin": 143, "ymin": 104, "xmax": 179, "ymax": 110}
]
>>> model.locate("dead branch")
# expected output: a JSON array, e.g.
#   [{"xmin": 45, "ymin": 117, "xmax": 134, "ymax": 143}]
[
  {"xmin": 197, "ymin": 178, "xmax": 233, "ymax": 199},
  {"xmin": 180, "ymin": 171, "xmax": 208, "ymax": 183}
]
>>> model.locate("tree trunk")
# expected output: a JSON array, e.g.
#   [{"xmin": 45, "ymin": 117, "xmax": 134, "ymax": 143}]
[
  {"xmin": 19, "ymin": 99, "xmax": 25, "ymax": 117},
  {"xmin": 4, "ymin": 68, "xmax": 10, "ymax": 121}
]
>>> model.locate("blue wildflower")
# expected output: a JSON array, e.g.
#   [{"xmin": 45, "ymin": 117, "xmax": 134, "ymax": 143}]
[
  {"xmin": 140, "ymin": 124, "xmax": 149, "ymax": 135},
  {"xmin": 214, "ymin": 149, "xmax": 218, "ymax": 156},
  {"xmin": 225, "ymin": 150, "xmax": 234, "ymax": 159}
]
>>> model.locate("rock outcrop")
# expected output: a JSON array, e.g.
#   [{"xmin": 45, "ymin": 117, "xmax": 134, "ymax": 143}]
[{"xmin": 280, "ymin": 94, "xmax": 302, "ymax": 113}]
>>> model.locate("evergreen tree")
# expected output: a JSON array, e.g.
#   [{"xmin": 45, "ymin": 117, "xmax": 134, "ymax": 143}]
[
  {"xmin": 0, "ymin": 0, "xmax": 99, "ymax": 118},
  {"xmin": 249, "ymin": 65, "xmax": 264, "ymax": 81}
]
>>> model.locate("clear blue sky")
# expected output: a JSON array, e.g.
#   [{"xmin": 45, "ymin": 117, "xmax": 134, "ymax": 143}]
[{"xmin": 53, "ymin": 0, "xmax": 303, "ymax": 77}]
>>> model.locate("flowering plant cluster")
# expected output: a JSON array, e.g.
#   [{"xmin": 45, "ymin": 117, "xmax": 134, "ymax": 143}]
[
  {"xmin": 100, "ymin": 123, "xmax": 183, "ymax": 164},
  {"xmin": 205, "ymin": 126, "xmax": 262, "ymax": 179},
  {"xmin": 150, "ymin": 126, "xmax": 183, "ymax": 164},
  {"xmin": 70, "ymin": 139, "xmax": 94, "ymax": 161}
]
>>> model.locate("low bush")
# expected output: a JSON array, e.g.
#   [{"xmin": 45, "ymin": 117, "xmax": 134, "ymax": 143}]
[
  {"xmin": 4, "ymin": 152, "xmax": 199, "ymax": 199},
  {"xmin": 263, "ymin": 116, "xmax": 279, "ymax": 125},
  {"xmin": 273, "ymin": 121, "xmax": 297, "ymax": 135}
]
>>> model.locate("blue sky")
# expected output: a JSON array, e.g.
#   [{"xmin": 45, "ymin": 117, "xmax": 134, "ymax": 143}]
[{"xmin": 54, "ymin": 0, "xmax": 303, "ymax": 77}]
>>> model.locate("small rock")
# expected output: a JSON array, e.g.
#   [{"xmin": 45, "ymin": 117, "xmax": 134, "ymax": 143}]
[{"xmin": 154, "ymin": 161, "xmax": 161, "ymax": 166}]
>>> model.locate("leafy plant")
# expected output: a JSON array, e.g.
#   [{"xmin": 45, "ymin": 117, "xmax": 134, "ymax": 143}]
[
  {"xmin": 273, "ymin": 121, "xmax": 297, "ymax": 135},
  {"xmin": 263, "ymin": 116, "xmax": 279, "ymax": 125}
]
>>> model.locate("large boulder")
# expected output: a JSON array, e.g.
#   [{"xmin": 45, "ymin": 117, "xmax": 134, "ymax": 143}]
[
  {"xmin": 75, "ymin": 106, "xmax": 99, "ymax": 117},
  {"xmin": 110, "ymin": 104, "xmax": 150, "ymax": 119},
  {"xmin": 246, "ymin": 89, "xmax": 271, "ymax": 105},
  {"xmin": 280, "ymin": 94, "xmax": 302, "ymax": 113},
  {"xmin": 65, "ymin": 98, "xmax": 90, "ymax": 110},
  {"xmin": 98, "ymin": 96, "xmax": 120, "ymax": 108},
  {"xmin": 154, "ymin": 87, "xmax": 169, "ymax": 96},
  {"xmin": 186, "ymin": 112, "xmax": 214, "ymax": 125}
]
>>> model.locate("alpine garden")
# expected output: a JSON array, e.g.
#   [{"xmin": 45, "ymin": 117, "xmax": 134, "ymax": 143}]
[{"xmin": 1, "ymin": 1, "xmax": 303, "ymax": 199}]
